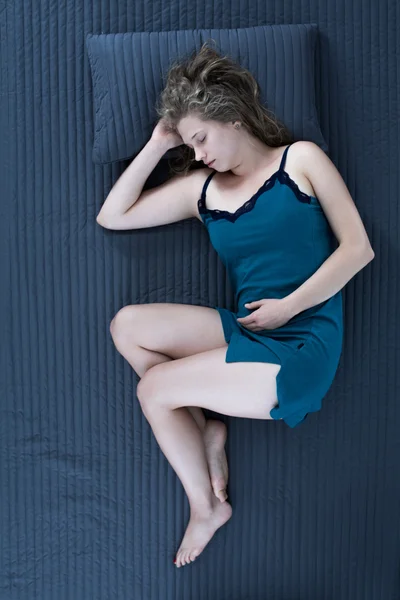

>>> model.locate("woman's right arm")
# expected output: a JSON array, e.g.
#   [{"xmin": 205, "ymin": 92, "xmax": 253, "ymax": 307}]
[
  {"xmin": 96, "ymin": 121, "xmax": 205, "ymax": 230},
  {"xmin": 96, "ymin": 139, "xmax": 170, "ymax": 225}
]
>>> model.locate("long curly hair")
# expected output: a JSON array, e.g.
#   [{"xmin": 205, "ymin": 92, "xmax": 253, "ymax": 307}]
[{"xmin": 155, "ymin": 40, "xmax": 294, "ymax": 176}]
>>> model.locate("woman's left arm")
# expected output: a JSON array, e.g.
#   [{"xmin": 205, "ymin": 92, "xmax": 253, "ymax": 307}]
[
  {"xmin": 283, "ymin": 141, "xmax": 374, "ymax": 317},
  {"xmin": 282, "ymin": 243, "xmax": 374, "ymax": 317}
]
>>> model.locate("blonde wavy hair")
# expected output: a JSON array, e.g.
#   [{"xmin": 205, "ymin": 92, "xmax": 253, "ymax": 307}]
[{"xmin": 155, "ymin": 41, "xmax": 294, "ymax": 176}]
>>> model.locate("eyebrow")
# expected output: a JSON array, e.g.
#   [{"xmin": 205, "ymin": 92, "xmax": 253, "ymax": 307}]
[{"xmin": 186, "ymin": 131, "xmax": 203, "ymax": 147}]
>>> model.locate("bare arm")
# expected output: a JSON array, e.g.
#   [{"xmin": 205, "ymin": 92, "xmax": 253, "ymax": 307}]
[{"xmin": 96, "ymin": 139, "xmax": 170, "ymax": 224}]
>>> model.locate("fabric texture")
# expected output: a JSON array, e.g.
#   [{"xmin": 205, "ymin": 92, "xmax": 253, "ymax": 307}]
[
  {"xmin": 198, "ymin": 144, "xmax": 343, "ymax": 427},
  {"xmin": 2, "ymin": 0, "xmax": 397, "ymax": 597},
  {"xmin": 86, "ymin": 24, "xmax": 328, "ymax": 164}
]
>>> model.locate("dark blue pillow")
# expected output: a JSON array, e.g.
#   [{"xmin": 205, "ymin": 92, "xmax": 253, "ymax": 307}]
[{"xmin": 86, "ymin": 24, "xmax": 327, "ymax": 165}]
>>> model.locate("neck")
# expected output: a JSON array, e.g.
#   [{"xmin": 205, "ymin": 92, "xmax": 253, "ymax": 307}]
[{"xmin": 230, "ymin": 141, "xmax": 279, "ymax": 178}]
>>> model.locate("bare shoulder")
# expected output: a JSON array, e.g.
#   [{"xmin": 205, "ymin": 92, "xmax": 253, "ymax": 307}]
[
  {"xmin": 288, "ymin": 141, "xmax": 374, "ymax": 252},
  {"xmin": 287, "ymin": 140, "xmax": 339, "ymax": 186},
  {"xmin": 288, "ymin": 140, "xmax": 328, "ymax": 170},
  {"xmin": 283, "ymin": 141, "xmax": 325, "ymax": 198},
  {"xmin": 188, "ymin": 167, "xmax": 216, "ymax": 221},
  {"xmin": 287, "ymin": 140, "xmax": 324, "ymax": 162}
]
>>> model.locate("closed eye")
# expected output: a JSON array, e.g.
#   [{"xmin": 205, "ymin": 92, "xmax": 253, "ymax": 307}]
[{"xmin": 187, "ymin": 136, "xmax": 206, "ymax": 148}]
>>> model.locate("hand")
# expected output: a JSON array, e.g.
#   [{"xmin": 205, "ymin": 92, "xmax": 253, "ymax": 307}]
[
  {"xmin": 236, "ymin": 298, "xmax": 294, "ymax": 331},
  {"xmin": 150, "ymin": 118, "xmax": 184, "ymax": 151}
]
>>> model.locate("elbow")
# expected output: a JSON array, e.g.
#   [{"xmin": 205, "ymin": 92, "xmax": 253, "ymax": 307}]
[
  {"xmin": 341, "ymin": 242, "xmax": 375, "ymax": 265},
  {"xmin": 352, "ymin": 243, "xmax": 375, "ymax": 264},
  {"xmin": 362, "ymin": 244, "xmax": 375, "ymax": 262},
  {"xmin": 96, "ymin": 214, "xmax": 110, "ymax": 229}
]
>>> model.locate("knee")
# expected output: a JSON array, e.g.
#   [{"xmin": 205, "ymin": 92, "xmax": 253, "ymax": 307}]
[
  {"xmin": 109, "ymin": 316, "xmax": 117, "ymax": 337},
  {"xmin": 109, "ymin": 305, "xmax": 138, "ymax": 340},
  {"xmin": 136, "ymin": 366, "xmax": 164, "ymax": 408},
  {"xmin": 136, "ymin": 376, "xmax": 147, "ymax": 406},
  {"xmin": 136, "ymin": 372, "xmax": 152, "ymax": 408}
]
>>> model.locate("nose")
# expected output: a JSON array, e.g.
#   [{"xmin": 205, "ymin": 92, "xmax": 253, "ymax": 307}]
[{"xmin": 194, "ymin": 148, "xmax": 207, "ymax": 163}]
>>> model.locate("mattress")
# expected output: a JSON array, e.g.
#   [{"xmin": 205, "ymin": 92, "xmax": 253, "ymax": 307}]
[{"xmin": 1, "ymin": 1, "xmax": 399, "ymax": 599}]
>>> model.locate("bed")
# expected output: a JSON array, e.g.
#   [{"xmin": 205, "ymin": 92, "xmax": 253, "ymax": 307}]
[{"xmin": 1, "ymin": 1, "xmax": 398, "ymax": 599}]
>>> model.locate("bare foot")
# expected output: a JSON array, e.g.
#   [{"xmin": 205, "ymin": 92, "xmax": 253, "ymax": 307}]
[
  {"xmin": 174, "ymin": 496, "xmax": 232, "ymax": 567},
  {"xmin": 203, "ymin": 419, "xmax": 229, "ymax": 503}
]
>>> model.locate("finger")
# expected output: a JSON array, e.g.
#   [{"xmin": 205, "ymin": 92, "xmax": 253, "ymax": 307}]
[{"xmin": 242, "ymin": 322, "xmax": 258, "ymax": 329}]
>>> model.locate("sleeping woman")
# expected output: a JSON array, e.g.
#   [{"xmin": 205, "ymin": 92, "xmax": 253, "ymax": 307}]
[{"xmin": 96, "ymin": 43, "xmax": 374, "ymax": 568}]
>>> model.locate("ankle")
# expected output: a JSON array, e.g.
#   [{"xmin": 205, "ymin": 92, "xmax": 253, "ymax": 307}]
[{"xmin": 189, "ymin": 493, "xmax": 218, "ymax": 517}]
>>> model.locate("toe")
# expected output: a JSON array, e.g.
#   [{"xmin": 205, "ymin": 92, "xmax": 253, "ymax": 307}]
[
  {"xmin": 217, "ymin": 489, "xmax": 227, "ymax": 502},
  {"xmin": 189, "ymin": 550, "xmax": 198, "ymax": 562},
  {"xmin": 212, "ymin": 477, "xmax": 227, "ymax": 500}
]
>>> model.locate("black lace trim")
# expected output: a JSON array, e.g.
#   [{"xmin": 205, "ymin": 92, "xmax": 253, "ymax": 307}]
[{"xmin": 198, "ymin": 169, "xmax": 315, "ymax": 223}]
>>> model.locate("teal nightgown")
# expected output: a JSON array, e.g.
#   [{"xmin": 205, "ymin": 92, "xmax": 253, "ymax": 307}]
[{"xmin": 197, "ymin": 144, "xmax": 343, "ymax": 428}]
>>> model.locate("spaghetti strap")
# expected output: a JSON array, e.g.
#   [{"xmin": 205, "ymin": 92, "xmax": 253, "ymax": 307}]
[
  {"xmin": 200, "ymin": 170, "xmax": 217, "ymax": 200},
  {"xmin": 278, "ymin": 144, "xmax": 292, "ymax": 173}
]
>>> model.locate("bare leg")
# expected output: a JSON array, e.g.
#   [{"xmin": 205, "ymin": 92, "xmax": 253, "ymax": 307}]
[
  {"xmin": 112, "ymin": 340, "xmax": 229, "ymax": 503},
  {"xmin": 125, "ymin": 343, "xmax": 207, "ymax": 432},
  {"xmin": 111, "ymin": 336, "xmax": 231, "ymax": 566},
  {"xmin": 137, "ymin": 387, "xmax": 232, "ymax": 567}
]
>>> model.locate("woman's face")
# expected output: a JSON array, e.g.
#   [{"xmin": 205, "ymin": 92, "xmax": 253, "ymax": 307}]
[{"xmin": 177, "ymin": 115, "xmax": 241, "ymax": 172}]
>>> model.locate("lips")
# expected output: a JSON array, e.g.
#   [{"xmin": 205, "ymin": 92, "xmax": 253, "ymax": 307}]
[{"xmin": 207, "ymin": 160, "xmax": 215, "ymax": 166}]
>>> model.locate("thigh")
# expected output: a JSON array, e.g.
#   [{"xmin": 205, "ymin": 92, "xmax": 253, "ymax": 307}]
[
  {"xmin": 137, "ymin": 346, "xmax": 282, "ymax": 420},
  {"xmin": 110, "ymin": 303, "xmax": 227, "ymax": 359}
]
